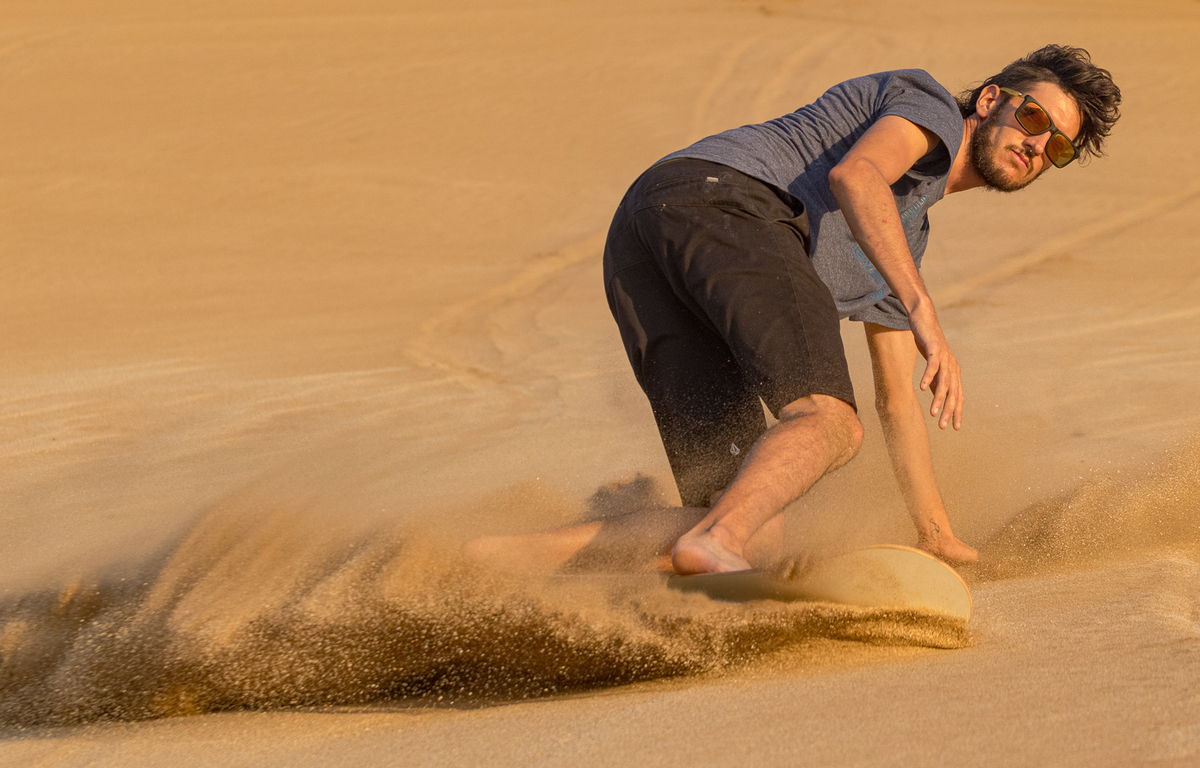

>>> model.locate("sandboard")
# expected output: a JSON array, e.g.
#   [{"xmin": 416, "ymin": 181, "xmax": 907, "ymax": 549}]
[{"xmin": 667, "ymin": 544, "xmax": 972, "ymax": 622}]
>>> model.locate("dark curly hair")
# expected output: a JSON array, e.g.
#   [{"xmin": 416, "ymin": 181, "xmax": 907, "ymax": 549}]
[{"xmin": 958, "ymin": 45, "xmax": 1121, "ymax": 163}]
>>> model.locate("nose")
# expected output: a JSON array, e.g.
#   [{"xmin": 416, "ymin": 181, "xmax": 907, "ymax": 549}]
[{"xmin": 1024, "ymin": 131, "xmax": 1051, "ymax": 157}]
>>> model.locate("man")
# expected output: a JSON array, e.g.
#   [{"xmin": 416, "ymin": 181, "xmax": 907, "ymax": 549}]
[{"xmin": 467, "ymin": 45, "xmax": 1121, "ymax": 575}]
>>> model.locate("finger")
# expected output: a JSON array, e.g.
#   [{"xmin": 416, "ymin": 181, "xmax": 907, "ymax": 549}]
[
  {"xmin": 937, "ymin": 368, "xmax": 956, "ymax": 428},
  {"xmin": 940, "ymin": 383, "xmax": 958, "ymax": 429},
  {"xmin": 942, "ymin": 367, "xmax": 963, "ymax": 430},
  {"xmin": 931, "ymin": 364, "xmax": 950, "ymax": 423},
  {"xmin": 919, "ymin": 357, "xmax": 939, "ymax": 392}
]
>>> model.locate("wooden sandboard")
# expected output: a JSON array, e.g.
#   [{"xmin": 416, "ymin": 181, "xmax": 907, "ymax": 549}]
[{"xmin": 667, "ymin": 544, "xmax": 972, "ymax": 622}]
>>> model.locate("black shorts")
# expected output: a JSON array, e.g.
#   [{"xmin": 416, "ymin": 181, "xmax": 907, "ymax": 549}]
[{"xmin": 603, "ymin": 158, "xmax": 855, "ymax": 507}]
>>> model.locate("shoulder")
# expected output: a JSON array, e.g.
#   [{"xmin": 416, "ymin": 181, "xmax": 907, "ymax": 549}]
[
  {"xmin": 881, "ymin": 69, "xmax": 957, "ymax": 101},
  {"xmin": 826, "ymin": 69, "xmax": 953, "ymax": 102},
  {"xmin": 822, "ymin": 70, "xmax": 959, "ymax": 123},
  {"xmin": 866, "ymin": 70, "xmax": 963, "ymax": 166}
]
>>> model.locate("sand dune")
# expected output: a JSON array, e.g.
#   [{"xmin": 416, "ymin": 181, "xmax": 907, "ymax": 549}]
[{"xmin": 3, "ymin": 0, "xmax": 1200, "ymax": 764}]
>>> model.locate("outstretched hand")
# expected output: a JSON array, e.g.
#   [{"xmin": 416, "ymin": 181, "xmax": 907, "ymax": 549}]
[
  {"xmin": 909, "ymin": 308, "xmax": 963, "ymax": 430},
  {"xmin": 917, "ymin": 528, "xmax": 979, "ymax": 564}
]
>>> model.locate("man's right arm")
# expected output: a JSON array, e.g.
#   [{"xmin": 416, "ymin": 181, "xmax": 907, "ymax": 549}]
[{"xmin": 827, "ymin": 115, "xmax": 963, "ymax": 430}]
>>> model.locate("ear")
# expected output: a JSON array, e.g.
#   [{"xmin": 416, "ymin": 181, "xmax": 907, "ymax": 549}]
[{"xmin": 974, "ymin": 84, "xmax": 1003, "ymax": 120}]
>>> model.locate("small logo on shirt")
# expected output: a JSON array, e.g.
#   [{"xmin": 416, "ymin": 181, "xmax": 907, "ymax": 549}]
[
  {"xmin": 730, "ymin": 443, "xmax": 740, "ymax": 456},
  {"xmin": 899, "ymin": 194, "xmax": 930, "ymax": 226}
]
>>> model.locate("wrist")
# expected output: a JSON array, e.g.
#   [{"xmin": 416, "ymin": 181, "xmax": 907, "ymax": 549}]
[
  {"xmin": 904, "ymin": 292, "xmax": 936, "ymax": 320},
  {"xmin": 916, "ymin": 512, "xmax": 951, "ymax": 539}
]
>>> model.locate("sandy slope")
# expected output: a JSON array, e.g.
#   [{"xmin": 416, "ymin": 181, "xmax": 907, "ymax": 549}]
[{"xmin": 2, "ymin": 0, "xmax": 1199, "ymax": 764}]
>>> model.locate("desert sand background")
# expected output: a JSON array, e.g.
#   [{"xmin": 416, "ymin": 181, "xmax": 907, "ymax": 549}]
[{"xmin": 2, "ymin": 0, "xmax": 1199, "ymax": 764}]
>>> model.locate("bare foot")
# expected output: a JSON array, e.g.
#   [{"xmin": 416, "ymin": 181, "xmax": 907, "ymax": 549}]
[
  {"xmin": 918, "ymin": 532, "xmax": 979, "ymax": 565},
  {"xmin": 463, "ymin": 526, "xmax": 597, "ymax": 573},
  {"xmin": 671, "ymin": 527, "xmax": 752, "ymax": 575},
  {"xmin": 744, "ymin": 513, "xmax": 785, "ymax": 566},
  {"xmin": 461, "ymin": 534, "xmax": 542, "ymax": 572}
]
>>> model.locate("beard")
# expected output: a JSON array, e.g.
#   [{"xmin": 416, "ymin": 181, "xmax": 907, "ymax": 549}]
[{"xmin": 970, "ymin": 109, "xmax": 1039, "ymax": 193}]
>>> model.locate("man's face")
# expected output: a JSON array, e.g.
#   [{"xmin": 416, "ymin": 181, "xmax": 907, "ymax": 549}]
[{"xmin": 970, "ymin": 82, "xmax": 1083, "ymax": 193}]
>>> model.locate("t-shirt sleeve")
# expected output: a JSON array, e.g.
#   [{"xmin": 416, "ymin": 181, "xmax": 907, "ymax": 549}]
[
  {"xmin": 877, "ymin": 70, "xmax": 963, "ymax": 169},
  {"xmin": 849, "ymin": 293, "xmax": 911, "ymax": 330}
]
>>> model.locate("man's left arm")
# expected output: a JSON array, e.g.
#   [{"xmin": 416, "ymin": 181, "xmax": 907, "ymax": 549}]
[
  {"xmin": 827, "ymin": 115, "xmax": 963, "ymax": 429},
  {"xmin": 866, "ymin": 322, "xmax": 978, "ymax": 564}
]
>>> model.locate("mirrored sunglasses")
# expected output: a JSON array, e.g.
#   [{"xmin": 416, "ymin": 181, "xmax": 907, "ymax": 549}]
[{"xmin": 998, "ymin": 87, "xmax": 1077, "ymax": 168}]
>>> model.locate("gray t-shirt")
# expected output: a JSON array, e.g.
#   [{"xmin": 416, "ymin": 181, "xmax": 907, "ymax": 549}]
[{"xmin": 660, "ymin": 69, "xmax": 963, "ymax": 330}]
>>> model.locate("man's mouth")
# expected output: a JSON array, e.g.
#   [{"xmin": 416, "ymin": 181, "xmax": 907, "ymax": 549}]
[{"xmin": 1010, "ymin": 148, "xmax": 1030, "ymax": 170}]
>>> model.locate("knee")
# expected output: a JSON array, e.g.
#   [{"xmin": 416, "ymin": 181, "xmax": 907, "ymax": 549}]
[
  {"xmin": 845, "ymin": 410, "xmax": 864, "ymax": 456},
  {"xmin": 778, "ymin": 394, "xmax": 862, "ymax": 460},
  {"xmin": 827, "ymin": 399, "xmax": 863, "ymax": 462}
]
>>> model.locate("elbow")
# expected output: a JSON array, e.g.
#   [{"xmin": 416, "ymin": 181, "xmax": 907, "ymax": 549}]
[
  {"xmin": 828, "ymin": 157, "xmax": 874, "ymax": 198},
  {"xmin": 827, "ymin": 161, "xmax": 852, "ymax": 198}
]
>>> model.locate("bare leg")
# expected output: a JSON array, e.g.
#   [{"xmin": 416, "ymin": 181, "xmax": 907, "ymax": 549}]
[
  {"xmin": 463, "ymin": 508, "xmax": 787, "ymax": 574},
  {"xmin": 464, "ymin": 395, "xmax": 855, "ymax": 576},
  {"xmin": 463, "ymin": 511, "xmax": 698, "ymax": 574},
  {"xmin": 672, "ymin": 394, "xmax": 862, "ymax": 574}
]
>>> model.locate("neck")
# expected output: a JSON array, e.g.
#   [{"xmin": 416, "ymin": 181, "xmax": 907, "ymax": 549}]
[{"xmin": 946, "ymin": 116, "xmax": 986, "ymax": 194}]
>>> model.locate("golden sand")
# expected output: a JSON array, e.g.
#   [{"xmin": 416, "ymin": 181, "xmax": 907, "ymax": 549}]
[{"xmin": 2, "ymin": 0, "xmax": 1199, "ymax": 764}]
